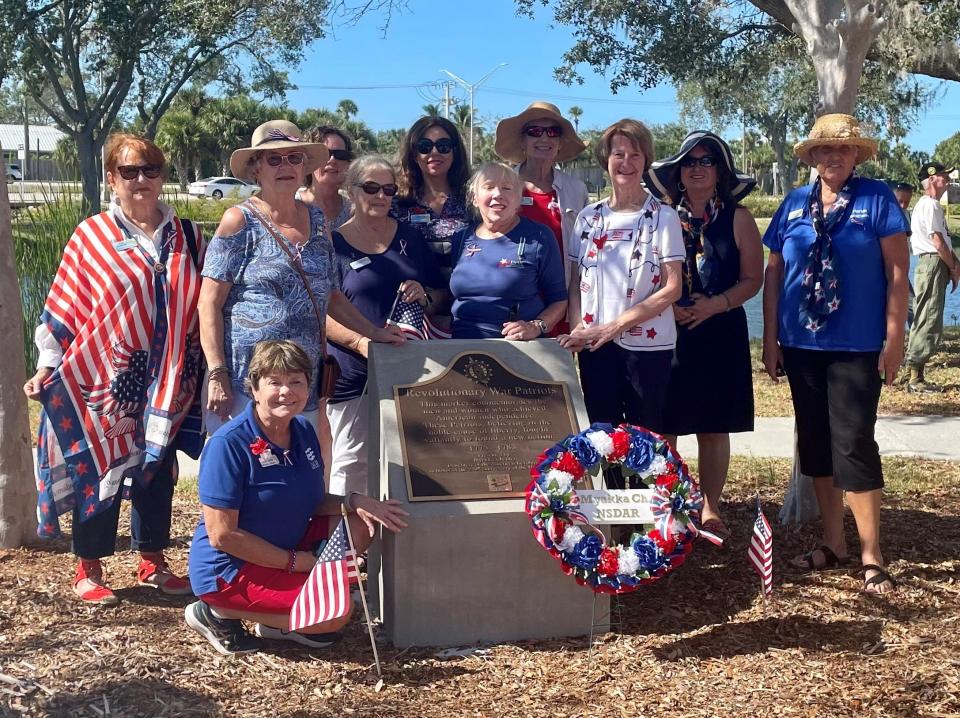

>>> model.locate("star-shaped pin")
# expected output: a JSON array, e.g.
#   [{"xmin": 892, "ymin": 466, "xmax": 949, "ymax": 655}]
[
  {"xmin": 583, "ymin": 313, "xmax": 594, "ymax": 324},
  {"xmin": 646, "ymin": 328, "xmax": 657, "ymax": 339}
]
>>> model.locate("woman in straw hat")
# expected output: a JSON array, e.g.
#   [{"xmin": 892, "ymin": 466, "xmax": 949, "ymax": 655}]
[
  {"xmin": 761, "ymin": 113, "xmax": 909, "ymax": 594},
  {"xmin": 199, "ymin": 120, "xmax": 405, "ymax": 439},
  {"xmin": 646, "ymin": 130, "xmax": 764, "ymax": 541},
  {"xmin": 495, "ymin": 102, "xmax": 589, "ymax": 335}
]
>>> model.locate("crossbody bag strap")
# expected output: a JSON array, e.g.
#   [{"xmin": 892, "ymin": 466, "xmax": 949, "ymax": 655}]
[{"xmin": 244, "ymin": 200, "xmax": 329, "ymax": 358}]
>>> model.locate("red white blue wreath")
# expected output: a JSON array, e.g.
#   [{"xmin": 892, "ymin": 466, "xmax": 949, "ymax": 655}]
[{"xmin": 525, "ymin": 423, "xmax": 714, "ymax": 594}]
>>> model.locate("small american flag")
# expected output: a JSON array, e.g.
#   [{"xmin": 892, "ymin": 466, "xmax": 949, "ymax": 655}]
[
  {"xmin": 387, "ymin": 292, "xmax": 451, "ymax": 340},
  {"xmin": 289, "ymin": 520, "xmax": 357, "ymax": 631},
  {"xmin": 748, "ymin": 494, "xmax": 773, "ymax": 595}
]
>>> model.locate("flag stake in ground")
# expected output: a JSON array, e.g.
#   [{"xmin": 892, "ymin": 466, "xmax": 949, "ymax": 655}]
[
  {"xmin": 748, "ymin": 489, "xmax": 773, "ymax": 612},
  {"xmin": 341, "ymin": 505, "xmax": 383, "ymax": 679}
]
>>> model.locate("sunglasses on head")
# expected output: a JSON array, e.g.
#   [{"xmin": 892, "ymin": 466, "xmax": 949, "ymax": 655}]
[
  {"xmin": 680, "ymin": 155, "xmax": 718, "ymax": 168},
  {"xmin": 263, "ymin": 152, "xmax": 306, "ymax": 167},
  {"xmin": 523, "ymin": 126, "xmax": 563, "ymax": 138},
  {"xmin": 354, "ymin": 181, "xmax": 398, "ymax": 196},
  {"xmin": 415, "ymin": 138, "xmax": 454, "ymax": 155},
  {"xmin": 116, "ymin": 164, "xmax": 162, "ymax": 180},
  {"xmin": 328, "ymin": 149, "xmax": 353, "ymax": 162}
]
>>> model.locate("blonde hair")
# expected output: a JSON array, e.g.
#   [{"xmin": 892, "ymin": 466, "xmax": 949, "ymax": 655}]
[
  {"xmin": 466, "ymin": 161, "xmax": 521, "ymax": 207},
  {"xmin": 244, "ymin": 340, "xmax": 312, "ymax": 395}
]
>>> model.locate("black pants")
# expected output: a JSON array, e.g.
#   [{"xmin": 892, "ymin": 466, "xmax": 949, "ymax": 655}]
[
  {"xmin": 781, "ymin": 347, "xmax": 883, "ymax": 492},
  {"xmin": 72, "ymin": 452, "xmax": 178, "ymax": 560},
  {"xmin": 578, "ymin": 345, "xmax": 673, "ymax": 490}
]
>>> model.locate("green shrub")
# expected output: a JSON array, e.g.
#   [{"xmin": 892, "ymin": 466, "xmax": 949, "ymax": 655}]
[{"xmin": 739, "ymin": 194, "xmax": 785, "ymax": 218}]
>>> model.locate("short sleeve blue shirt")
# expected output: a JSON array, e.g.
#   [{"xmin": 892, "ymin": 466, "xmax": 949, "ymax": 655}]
[
  {"xmin": 187, "ymin": 402, "xmax": 325, "ymax": 596},
  {"xmin": 449, "ymin": 217, "xmax": 568, "ymax": 339},
  {"xmin": 762, "ymin": 178, "xmax": 908, "ymax": 351}
]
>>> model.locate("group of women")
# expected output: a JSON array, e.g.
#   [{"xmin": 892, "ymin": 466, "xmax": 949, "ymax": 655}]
[{"xmin": 25, "ymin": 104, "xmax": 905, "ymax": 655}]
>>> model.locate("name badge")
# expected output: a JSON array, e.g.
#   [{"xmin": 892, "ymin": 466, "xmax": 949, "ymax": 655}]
[
  {"xmin": 787, "ymin": 208, "xmax": 804, "ymax": 220},
  {"xmin": 409, "ymin": 212, "xmax": 430, "ymax": 224},
  {"xmin": 258, "ymin": 450, "xmax": 280, "ymax": 467},
  {"xmin": 114, "ymin": 239, "xmax": 137, "ymax": 251},
  {"xmin": 520, "ymin": 196, "xmax": 534, "ymax": 206},
  {"xmin": 349, "ymin": 256, "xmax": 372, "ymax": 270}
]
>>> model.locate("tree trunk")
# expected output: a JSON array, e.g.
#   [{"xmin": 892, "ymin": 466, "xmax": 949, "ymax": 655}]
[
  {"xmin": 174, "ymin": 159, "xmax": 188, "ymax": 190},
  {"xmin": 784, "ymin": 0, "xmax": 885, "ymax": 114},
  {"xmin": 75, "ymin": 131, "xmax": 101, "ymax": 216},
  {"xmin": 0, "ymin": 157, "xmax": 39, "ymax": 547}
]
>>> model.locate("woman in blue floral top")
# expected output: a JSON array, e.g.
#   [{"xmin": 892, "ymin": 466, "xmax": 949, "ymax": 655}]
[{"xmin": 198, "ymin": 120, "xmax": 405, "ymax": 437}]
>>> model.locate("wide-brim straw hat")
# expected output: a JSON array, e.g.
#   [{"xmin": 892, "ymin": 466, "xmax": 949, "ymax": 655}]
[
  {"xmin": 794, "ymin": 113, "xmax": 878, "ymax": 166},
  {"xmin": 229, "ymin": 120, "xmax": 329, "ymax": 181},
  {"xmin": 647, "ymin": 130, "xmax": 757, "ymax": 204},
  {"xmin": 494, "ymin": 101, "xmax": 587, "ymax": 164}
]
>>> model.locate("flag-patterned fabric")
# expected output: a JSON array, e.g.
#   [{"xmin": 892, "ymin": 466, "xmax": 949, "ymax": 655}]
[
  {"xmin": 34, "ymin": 212, "xmax": 205, "ymax": 538},
  {"xmin": 388, "ymin": 297, "xmax": 451, "ymax": 340},
  {"xmin": 748, "ymin": 495, "xmax": 773, "ymax": 594},
  {"xmin": 290, "ymin": 520, "xmax": 358, "ymax": 630}
]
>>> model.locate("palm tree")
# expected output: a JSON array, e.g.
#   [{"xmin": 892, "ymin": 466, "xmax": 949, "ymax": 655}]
[
  {"xmin": 156, "ymin": 110, "xmax": 205, "ymax": 188},
  {"xmin": 421, "ymin": 103, "xmax": 441, "ymax": 118},
  {"xmin": 337, "ymin": 99, "xmax": 359, "ymax": 122},
  {"xmin": 569, "ymin": 106, "xmax": 583, "ymax": 132},
  {"xmin": 200, "ymin": 95, "xmax": 274, "ymax": 175}
]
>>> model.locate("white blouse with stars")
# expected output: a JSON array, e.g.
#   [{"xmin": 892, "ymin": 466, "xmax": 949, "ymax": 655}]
[{"xmin": 568, "ymin": 195, "xmax": 684, "ymax": 351}]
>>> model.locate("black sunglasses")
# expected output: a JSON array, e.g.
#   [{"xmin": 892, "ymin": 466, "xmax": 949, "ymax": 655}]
[
  {"xmin": 328, "ymin": 149, "xmax": 353, "ymax": 161},
  {"xmin": 117, "ymin": 164, "xmax": 162, "ymax": 180},
  {"xmin": 523, "ymin": 126, "xmax": 563, "ymax": 138},
  {"xmin": 354, "ymin": 181, "xmax": 398, "ymax": 196},
  {"xmin": 680, "ymin": 155, "xmax": 718, "ymax": 168},
  {"xmin": 264, "ymin": 152, "xmax": 305, "ymax": 167},
  {"xmin": 415, "ymin": 138, "xmax": 454, "ymax": 155}
]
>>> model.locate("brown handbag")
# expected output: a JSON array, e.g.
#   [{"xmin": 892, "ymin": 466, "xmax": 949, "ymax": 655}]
[{"xmin": 245, "ymin": 201, "xmax": 341, "ymax": 399}]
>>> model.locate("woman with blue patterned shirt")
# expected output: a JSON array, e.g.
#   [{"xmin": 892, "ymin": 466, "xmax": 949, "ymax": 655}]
[{"xmin": 198, "ymin": 121, "xmax": 405, "ymax": 437}]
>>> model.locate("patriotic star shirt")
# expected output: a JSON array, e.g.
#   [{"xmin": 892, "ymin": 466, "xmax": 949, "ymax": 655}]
[
  {"xmin": 762, "ymin": 178, "xmax": 908, "ymax": 351},
  {"xmin": 569, "ymin": 196, "xmax": 684, "ymax": 351}
]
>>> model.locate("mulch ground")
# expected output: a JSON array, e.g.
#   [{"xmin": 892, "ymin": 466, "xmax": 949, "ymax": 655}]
[{"xmin": 3, "ymin": 458, "xmax": 959, "ymax": 717}]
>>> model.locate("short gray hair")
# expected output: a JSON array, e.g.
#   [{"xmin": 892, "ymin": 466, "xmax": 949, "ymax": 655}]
[
  {"xmin": 466, "ymin": 161, "xmax": 521, "ymax": 207},
  {"xmin": 345, "ymin": 155, "xmax": 396, "ymax": 195}
]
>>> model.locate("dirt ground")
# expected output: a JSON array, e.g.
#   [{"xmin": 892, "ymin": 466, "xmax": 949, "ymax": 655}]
[{"xmin": 2, "ymin": 456, "xmax": 959, "ymax": 717}]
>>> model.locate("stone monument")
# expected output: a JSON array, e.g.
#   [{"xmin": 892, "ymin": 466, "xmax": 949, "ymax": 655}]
[{"xmin": 366, "ymin": 339, "xmax": 608, "ymax": 648}]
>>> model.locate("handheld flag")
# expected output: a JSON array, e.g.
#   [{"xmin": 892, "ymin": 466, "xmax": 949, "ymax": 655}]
[
  {"xmin": 387, "ymin": 288, "xmax": 451, "ymax": 340},
  {"xmin": 290, "ymin": 519, "xmax": 357, "ymax": 631},
  {"xmin": 748, "ymin": 493, "xmax": 773, "ymax": 595}
]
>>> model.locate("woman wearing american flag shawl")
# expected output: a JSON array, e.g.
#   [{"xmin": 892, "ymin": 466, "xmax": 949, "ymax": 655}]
[{"xmin": 24, "ymin": 134, "xmax": 205, "ymax": 605}]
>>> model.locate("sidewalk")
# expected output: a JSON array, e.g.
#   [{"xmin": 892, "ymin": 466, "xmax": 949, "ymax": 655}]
[{"xmin": 176, "ymin": 414, "xmax": 960, "ymax": 479}]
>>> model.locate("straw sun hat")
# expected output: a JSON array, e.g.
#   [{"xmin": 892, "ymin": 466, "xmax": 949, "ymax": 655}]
[
  {"xmin": 229, "ymin": 120, "xmax": 330, "ymax": 181},
  {"xmin": 793, "ymin": 113, "xmax": 878, "ymax": 166},
  {"xmin": 494, "ymin": 102, "xmax": 587, "ymax": 164}
]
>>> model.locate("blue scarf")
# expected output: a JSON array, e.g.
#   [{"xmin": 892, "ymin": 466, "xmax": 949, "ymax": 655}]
[{"xmin": 800, "ymin": 175, "xmax": 856, "ymax": 332}]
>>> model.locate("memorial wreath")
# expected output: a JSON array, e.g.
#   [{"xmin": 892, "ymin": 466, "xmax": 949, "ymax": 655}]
[{"xmin": 525, "ymin": 423, "xmax": 709, "ymax": 594}]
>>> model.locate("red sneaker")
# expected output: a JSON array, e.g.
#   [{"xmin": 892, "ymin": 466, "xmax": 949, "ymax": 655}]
[
  {"xmin": 73, "ymin": 559, "xmax": 120, "ymax": 606},
  {"xmin": 137, "ymin": 552, "xmax": 192, "ymax": 595}
]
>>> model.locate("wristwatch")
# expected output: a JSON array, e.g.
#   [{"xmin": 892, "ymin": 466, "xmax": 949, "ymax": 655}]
[{"xmin": 531, "ymin": 319, "xmax": 548, "ymax": 336}]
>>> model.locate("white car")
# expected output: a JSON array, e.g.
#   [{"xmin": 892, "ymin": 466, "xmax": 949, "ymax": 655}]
[
  {"xmin": 5, "ymin": 165, "xmax": 22, "ymax": 182},
  {"xmin": 187, "ymin": 176, "xmax": 258, "ymax": 199}
]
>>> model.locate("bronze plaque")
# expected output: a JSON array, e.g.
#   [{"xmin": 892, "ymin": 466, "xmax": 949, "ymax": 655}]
[{"xmin": 394, "ymin": 351, "xmax": 579, "ymax": 501}]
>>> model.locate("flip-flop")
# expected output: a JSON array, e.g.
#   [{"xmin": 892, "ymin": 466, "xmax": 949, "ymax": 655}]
[
  {"xmin": 790, "ymin": 544, "xmax": 850, "ymax": 573},
  {"xmin": 861, "ymin": 564, "xmax": 897, "ymax": 595},
  {"xmin": 701, "ymin": 518, "xmax": 731, "ymax": 544}
]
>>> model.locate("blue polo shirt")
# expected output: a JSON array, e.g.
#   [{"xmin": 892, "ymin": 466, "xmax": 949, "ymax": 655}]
[
  {"xmin": 762, "ymin": 177, "xmax": 908, "ymax": 352},
  {"xmin": 188, "ymin": 402, "xmax": 325, "ymax": 596}
]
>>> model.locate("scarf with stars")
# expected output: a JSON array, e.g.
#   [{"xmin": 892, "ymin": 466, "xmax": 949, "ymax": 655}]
[
  {"xmin": 675, "ymin": 194, "xmax": 722, "ymax": 300},
  {"xmin": 800, "ymin": 174, "xmax": 856, "ymax": 332}
]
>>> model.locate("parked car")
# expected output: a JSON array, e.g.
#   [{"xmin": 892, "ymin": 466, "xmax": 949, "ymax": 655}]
[
  {"xmin": 187, "ymin": 176, "xmax": 258, "ymax": 199},
  {"xmin": 5, "ymin": 164, "xmax": 22, "ymax": 182}
]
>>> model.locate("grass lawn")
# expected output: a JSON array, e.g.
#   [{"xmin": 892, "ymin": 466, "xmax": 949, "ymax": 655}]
[{"xmin": 3, "ymin": 454, "xmax": 959, "ymax": 716}]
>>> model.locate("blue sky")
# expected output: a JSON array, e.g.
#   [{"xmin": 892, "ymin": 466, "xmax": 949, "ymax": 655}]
[{"xmin": 286, "ymin": 0, "xmax": 960, "ymax": 154}]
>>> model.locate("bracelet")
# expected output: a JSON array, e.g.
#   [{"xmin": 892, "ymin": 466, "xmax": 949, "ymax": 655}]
[
  {"xmin": 719, "ymin": 293, "xmax": 732, "ymax": 311},
  {"xmin": 208, "ymin": 364, "xmax": 231, "ymax": 378},
  {"xmin": 423, "ymin": 290, "xmax": 433, "ymax": 306},
  {"xmin": 532, "ymin": 318, "xmax": 548, "ymax": 336},
  {"xmin": 343, "ymin": 491, "xmax": 362, "ymax": 511},
  {"xmin": 285, "ymin": 549, "xmax": 297, "ymax": 573}
]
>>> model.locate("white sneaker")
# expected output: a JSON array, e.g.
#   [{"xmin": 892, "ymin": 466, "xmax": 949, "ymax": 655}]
[{"xmin": 253, "ymin": 623, "xmax": 342, "ymax": 648}]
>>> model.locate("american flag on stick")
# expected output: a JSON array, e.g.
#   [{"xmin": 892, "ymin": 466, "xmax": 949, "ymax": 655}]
[
  {"xmin": 289, "ymin": 520, "xmax": 357, "ymax": 631},
  {"xmin": 748, "ymin": 493, "xmax": 773, "ymax": 596},
  {"xmin": 387, "ymin": 288, "xmax": 451, "ymax": 340}
]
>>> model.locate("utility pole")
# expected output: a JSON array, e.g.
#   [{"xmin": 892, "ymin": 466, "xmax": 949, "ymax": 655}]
[
  {"xmin": 443, "ymin": 82, "xmax": 451, "ymax": 120},
  {"xmin": 440, "ymin": 64, "xmax": 508, "ymax": 166}
]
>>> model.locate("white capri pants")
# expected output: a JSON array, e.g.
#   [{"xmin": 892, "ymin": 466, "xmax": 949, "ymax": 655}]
[{"xmin": 325, "ymin": 392, "xmax": 369, "ymax": 497}]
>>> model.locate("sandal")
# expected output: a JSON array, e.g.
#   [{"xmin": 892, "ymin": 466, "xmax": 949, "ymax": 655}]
[
  {"xmin": 790, "ymin": 544, "xmax": 850, "ymax": 573},
  {"xmin": 861, "ymin": 564, "xmax": 897, "ymax": 595},
  {"xmin": 700, "ymin": 518, "xmax": 731, "ymax": 545}
]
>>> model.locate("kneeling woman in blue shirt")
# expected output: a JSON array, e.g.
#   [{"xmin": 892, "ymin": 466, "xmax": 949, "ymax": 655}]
[
  {"xmin": 449, "ymin": 162, "xmax": 567, "ymax": 339},
  {"xmin": 186, "ymin": 341, "xmax": 408, "ymax": 655}
]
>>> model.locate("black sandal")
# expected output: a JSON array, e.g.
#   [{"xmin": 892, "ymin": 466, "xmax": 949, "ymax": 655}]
[
  {"xmin": 861, "ymin": 564, "xmax": 897, "ymax": 594},
  {"xmin": 791, "ymin": 545, "xmax": 850, "ymax": 573}
]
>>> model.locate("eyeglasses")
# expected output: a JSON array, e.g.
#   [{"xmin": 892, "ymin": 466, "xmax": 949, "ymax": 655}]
[
  {"xmin": 116, "ymin": 164, "xmax": 163, "ymax": 180},
  {"xmin": 328, "ymin": 149, "xmax": 353, "ymax": 162},
  {"xmin": 415, "ymin": 138, "xmax": 454, "ymax": 155},
  {"xmin": 354, "ymin": 181, "xmax": 398, "ymax": 196},
  {"xmin": 523, "ymin": 126, "xmax": 563, "ymax": 138},
  {"xmin": 263, "ymin": 153, "xmax": 306, "ymax": 167},
  {"xmin": 680, "ymin": 155, "xmax": 718, "ymax": 168}
]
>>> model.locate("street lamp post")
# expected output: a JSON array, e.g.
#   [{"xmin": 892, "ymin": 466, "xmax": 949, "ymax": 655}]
[{"xmin": 440, "ymin": 63, "xmax": 507, "ymax": 166}]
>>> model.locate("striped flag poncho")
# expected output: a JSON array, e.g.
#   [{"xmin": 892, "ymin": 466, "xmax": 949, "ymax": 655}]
[{"xmin": 34, "ymin": 210, "xmax": 205, "ymax": 538}]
